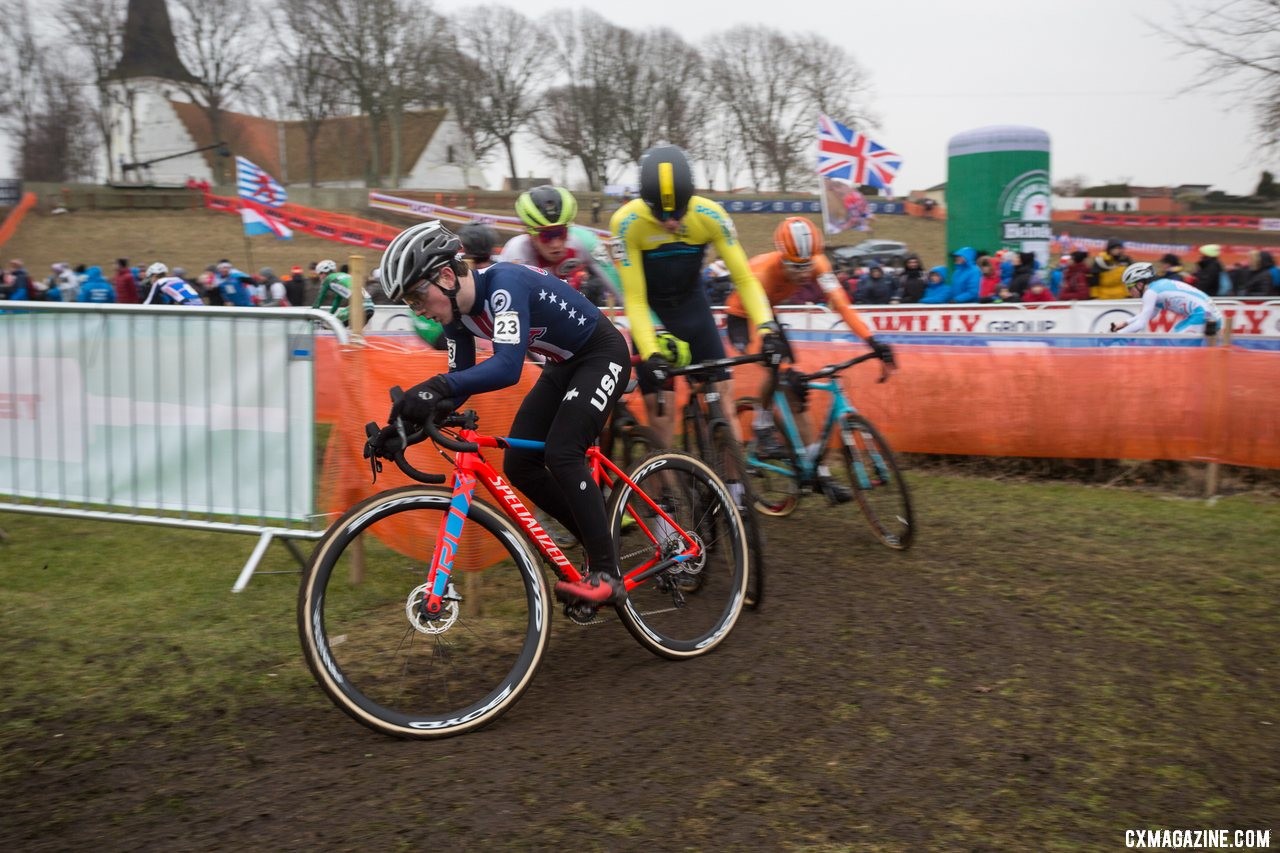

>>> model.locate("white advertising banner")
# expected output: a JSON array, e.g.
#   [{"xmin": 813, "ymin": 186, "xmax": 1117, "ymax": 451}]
[{"xmin": 0, "ymin": 312, "xmax": 314, "ymax": 520}]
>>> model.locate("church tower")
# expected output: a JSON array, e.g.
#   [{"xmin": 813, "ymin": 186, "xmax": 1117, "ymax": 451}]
[{"xmin": 103, "ymin": 0, "xmax": 208, "ymax": 184}]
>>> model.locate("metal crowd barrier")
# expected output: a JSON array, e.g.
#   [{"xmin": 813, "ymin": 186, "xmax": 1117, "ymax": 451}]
[{"xmin": 0, "ymin": 302, "xmax": 349, "ymax": 590}]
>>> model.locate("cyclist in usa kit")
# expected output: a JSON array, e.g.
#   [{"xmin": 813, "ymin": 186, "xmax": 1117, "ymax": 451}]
[
  {"xmin": 380, "ymin": 220, "xmax": 632, "ymax": 605},
  {"xmin": 611, "ymin": 144, "xmax": 788, "ymax": 445},
  {"xmin": 1111, "ymin": 262, "xmax": 1223, "ymax": 336}
]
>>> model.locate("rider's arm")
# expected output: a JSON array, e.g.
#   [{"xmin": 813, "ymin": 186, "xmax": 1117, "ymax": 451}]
[
  {"xmin": 311, "ymin": 277, "xmax": 328, "ymax": 310},
  {"xmin": 705, "ymin": 200, "xmax": 774, "ymax": 329},
  {"xmin": 438, "ymin": 293, "xmax": 531, "ymax": 400},
  {"xmin": 1115, "ymin": 287, "xmax": 1160, "ymax": 333},
  {"xmin": 612, "ymin": 204, "xmax": 661, "ymax": 358},
  {"xmin": 816, "ymin": 257, "xmax": 874, "ymax": 339}
]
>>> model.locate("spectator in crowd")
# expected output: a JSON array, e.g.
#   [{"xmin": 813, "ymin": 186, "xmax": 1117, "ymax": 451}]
[
  {"xmin": 1021, "ymin": 273, "xmax": 1055, "ymax": 302},
  {"xmin": 1048, "ymin": 254, "xmax": 1069, "ymax": 297},
  {"xmin": 854, "ymin": 260, "xmax": 895, "ymax": 305},
  {"xmin": 46, "ymin": 263, "xmax": 77, "ymax": 301},
  {"xmin": 896, "ymin": 253, "xmax": 926, "ymax": 303},
  {"xmin": 1192, "ymin": 244, "xmax": 1226, "ymax": 297},
  {"xmin": 197, "ymin": 265, "xmax": 222, "ymax": 305},
  {"xmin": 76, "ymin": 266, "xmax": 115, "ymax": 302},
  {"xmin": 1228, "ymin": 261, "xmax": 1252, "ymax": 295},
  {"xmin": 113, "ymin": 258, "xmax": 140, "ymax": 303},
  {"xmin": 1007, "ymin": 251, "xmax": 1038, "ymax": 301},
  {"xmin": 1242, "ymin": 250, "xmax": 1279, "ymax": 296},
  {"xmin": 73, "ymin": 264, "xmax": 88, "ymax": 286},
  {"xmin": 702, "ymin": 257, "xmax": 732, "ymax": 305},
  {"xmin": 213, "ymin": 259, "xmax": 253, "ymax": 306},
  {"xmin": 997, "ymin": 250, "xmax": 1015, "ymax": 284},
  {"xmin": 1159, "ymin": 253, "xmax": 1189, "ymax": 283},
  {"xmin": 949, "ymin": 247, "xmax": 981, "ymax": 303},
  {"xmin": 1059, "ymin": 250, "xmax": 1092, "ymax": 301},
  {"xmin": 1090, "ymin": 239, "xmax": 1130, "ymax": 299},
  {"xmin": 920, "ymin": 266, "xmax": 951, "ymax": 303},
  {"xmin": 258, "ymin": 267, "xmax": 289, "ymax": 306},
  {"xmin": 591, "ymin": 197, "xmax": 603, "ymax": 225},
  {"xmin": 4, "ymin": 259, "xmax": 30, "ymax": 300},
  {"xmin": 977, "ymin": 255, "xmax": 1002, "ymax": 302},
  {"xmin": 284, "ymin": 265, "xmax": 308, "ymax": 306}
]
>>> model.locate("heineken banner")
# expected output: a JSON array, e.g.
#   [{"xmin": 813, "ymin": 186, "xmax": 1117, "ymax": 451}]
[{"xmin": 0, "ymin": 311, "xmax": 315, "ymax": 521}]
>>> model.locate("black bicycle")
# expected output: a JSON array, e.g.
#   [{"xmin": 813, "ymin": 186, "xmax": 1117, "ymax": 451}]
[{"xmin": 665, "ymin": 352, "xmax": 773, "ymax": 609}]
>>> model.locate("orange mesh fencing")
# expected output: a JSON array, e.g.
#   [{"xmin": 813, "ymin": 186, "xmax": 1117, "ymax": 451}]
[
  {"xmin": 317, "ymin": 339, "xmax": 1280, "ymax": 564},
  {"xmin": 319, "ymin": 339, "xmax": 540, "ymax": 568}
]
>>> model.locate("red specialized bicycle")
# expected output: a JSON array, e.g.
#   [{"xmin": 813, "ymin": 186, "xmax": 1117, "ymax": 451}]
[{"xmin": 298, "ymin": 394, "xmax": 749, "ymax": 739}]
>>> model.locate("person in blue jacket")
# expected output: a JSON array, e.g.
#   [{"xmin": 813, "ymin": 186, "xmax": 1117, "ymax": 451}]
[
  {"xmin": 213, "ymin": 259, "xmax": 253, "ymax": 306},
  {"xmin": 949, "ymin": 247, "xmax": 981, "ymax": 303},
  {"xmin": 76, "ymin": 266, "xmax": 116, "ymax": 303},
  {"xmin": 920, "ymin": 265, "xmax": 952, "ymax": 303}
]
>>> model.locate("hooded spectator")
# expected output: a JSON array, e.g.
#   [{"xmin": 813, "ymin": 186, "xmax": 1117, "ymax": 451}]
[
  {"xmin": 1090, "ymin": 239, "xmax": 1130, "ymax": 299},
  {"xmin": 855, "ymin": 260, "xmax": 895, "ymax": 305},
  {"xmin": 1059, "ymin": 250, "xmax": 1091, "ymax": 301},
  {"xmin": 1159, "ymin": 253, "xmax": 1189, "ymax": 284},
  {"xmin": 1193, "ymin": 244, "xmax": 1226, "ymax": 296},
  {"xmin": 285, "ymin": 265, "xmax": 308, "ymax": 306},
  {"xmin": 1021, "ymin": 273, "xmax": 1055, "ymax": 302},
  {"xmin": 978, "ymin": 255, "xmax": 1002, "ymax": 302},
  {"xmin": 114, "ymin": 258, "xmax": 140, "ymax": 303},
  {"xmin": 920, "ymin": 266, "xmax": 952, "ymax": 304},
  {"xmin": 896, "ymin": 254, "xmax": 926, "ymax": 303},
  {"xmin": 77, "ymin": 266, "xmax": 115, "ymax": 303},
  {"xmin": 1008, "ymin": 251, "xmax": 1038, "ymax": 301},
  {"xmin": 1242, "ymin": 250, "xmax": 1278, "ymax": 296},
  {"xmin": 949, "ymin": 247, "xmax": 981, "ymax": 303}
]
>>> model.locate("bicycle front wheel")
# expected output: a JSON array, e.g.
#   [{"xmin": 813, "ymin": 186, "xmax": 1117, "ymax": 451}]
[
  {"xmin": 735, "ymin": 396, "xmax": 800, "ymax": 518},
  {"xmin": 298, "ymin": 486, "xmax": 551, "ymax": 739},
  {"xmin": 608, "ymin": 451, "xmax": 749, "ymax": 659},
  {"xmin": 838, "ymin": 414, "xmax": 915, "ymax": 550}
]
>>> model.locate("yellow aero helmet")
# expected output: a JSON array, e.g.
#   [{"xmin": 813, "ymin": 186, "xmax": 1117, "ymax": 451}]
[{"xmin": 639, "ymin": 145, "xmax": 693, "ymax": 221}]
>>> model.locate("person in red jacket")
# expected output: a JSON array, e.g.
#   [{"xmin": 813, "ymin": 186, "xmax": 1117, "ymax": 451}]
[
  {"xmin": 114, "ymin": 258, "xmax": 140, "ymax": 304},
  {"xmin": 1058, "ymin": 250, "xmax": 1091, "ymax": 301}
]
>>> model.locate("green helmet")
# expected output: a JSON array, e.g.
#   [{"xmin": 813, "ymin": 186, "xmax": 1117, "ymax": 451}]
[{"xmin": 515, "ymin": 185, "xmax": 578, "ymax": 228}]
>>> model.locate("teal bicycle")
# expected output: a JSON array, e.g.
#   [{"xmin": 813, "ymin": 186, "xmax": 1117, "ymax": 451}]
[{"xmin": 736, "ymin": 350, "xmax": 914, "ymax": 550}]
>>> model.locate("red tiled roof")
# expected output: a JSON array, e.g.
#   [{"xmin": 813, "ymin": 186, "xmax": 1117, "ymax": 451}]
[{"xmin": 169, "ymin": 102, "xmax": 446, "ymax": 184}]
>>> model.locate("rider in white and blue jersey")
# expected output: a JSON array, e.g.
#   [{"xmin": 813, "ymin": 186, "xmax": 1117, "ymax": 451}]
[
  {"xmin": 1111, "ymin": 262, "xmax": 1223, "ymax": 336},
  {"xmin": 141, "ymin": 262, "xmax": 204, "ymax": 305}
]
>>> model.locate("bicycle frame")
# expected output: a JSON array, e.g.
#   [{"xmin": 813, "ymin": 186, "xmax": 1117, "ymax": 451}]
[{"xmin": 416, "ymin": 429, "xmax": 701, "ymax": 619}]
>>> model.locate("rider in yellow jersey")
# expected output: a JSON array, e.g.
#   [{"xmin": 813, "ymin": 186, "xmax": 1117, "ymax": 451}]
[{"xmin": 611, "ymin": 145, "xmax": 788, "ymax": 445}]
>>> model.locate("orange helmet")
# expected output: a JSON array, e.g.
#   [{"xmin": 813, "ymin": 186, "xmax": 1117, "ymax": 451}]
[{"xmin": 773, "ymin": 217, "xmax": 823, "ymax": 265}]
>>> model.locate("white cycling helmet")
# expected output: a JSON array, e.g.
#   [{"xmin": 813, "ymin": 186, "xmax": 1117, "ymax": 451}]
[
  {"xmin": 146, "ymin": 262, "xmax": 168, "ymax": 278},
  {"xmin": 315, "ymin": 259, "xmax": 338, "ymax": 277},
  {"xmin": 1122, "ymin": 262, "xmax": 1156, "ymax": 286},
  {"xmin": 378, "ymin": 220, "xmax": 463, "ymax": 301}
]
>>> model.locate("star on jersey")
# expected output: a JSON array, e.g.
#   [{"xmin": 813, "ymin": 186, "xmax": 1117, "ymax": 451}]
[
  {"xmin": 577, "ymin": 316, "xmax": 587, "ymax": 325},
  {"xmin": 563, "ymin": 388, "xmax": 580, "ymax": 401},
  {"xmin": 539, "ymin": 289, "xmax": 549, "ymax": 301},
  {"xmin": 568, "ymin": 308, "xmax": 577, "ymax": 319},
  {"xmin": 558, "ymin": 298, "xmax": 568, "ymax": 310}
]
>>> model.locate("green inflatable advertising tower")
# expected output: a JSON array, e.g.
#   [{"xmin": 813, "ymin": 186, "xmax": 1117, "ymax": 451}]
[{"xmin": 946, "ymin": 125, "xmax": 1052, "ymax": 266}]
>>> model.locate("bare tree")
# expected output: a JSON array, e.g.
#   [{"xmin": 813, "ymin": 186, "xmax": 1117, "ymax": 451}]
[
  {"xmin": 612, "ymin": 27, "xmax": 706, "ymax": 175},
  {"xmin": 171, "ymin": 0, "xmax": 262, "ymax": 184},
  {"xmin": 1151, "ymin": 1, "xmax": 1280, "ymax": 151},
  {"xmin": 58, "ymin": 0, "xmax": 129, "ymax": 182},
  {"xmin": 534, "ymin": 9, "xmax": 637, "ymax": 191},
  {"xmin": 703, "ymin": 27, "xmax": 873, "ymax": 192},
  {"xmin": 270, "ymin": 31, "xmax": 345, "ymax": 187},
  {"xmin": 447, "ymin": 5, "xmax": 549, "ymax": 188}
]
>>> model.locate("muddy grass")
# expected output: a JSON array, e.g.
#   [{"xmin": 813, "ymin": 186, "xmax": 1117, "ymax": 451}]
[{"xmin": 2, "ymin": 472, "xmax": 1277, "ymax": 851}]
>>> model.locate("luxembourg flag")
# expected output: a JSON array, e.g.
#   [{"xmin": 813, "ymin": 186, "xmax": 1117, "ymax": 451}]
[{"xmin": 240, "ymin": 205, "xmax": 293, "ymax": 239}]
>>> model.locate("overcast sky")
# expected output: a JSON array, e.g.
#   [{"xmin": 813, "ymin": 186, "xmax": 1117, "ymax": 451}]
[{"xmin": 440, "ymin": 0, "xmax": 1276, "ymax": 195}]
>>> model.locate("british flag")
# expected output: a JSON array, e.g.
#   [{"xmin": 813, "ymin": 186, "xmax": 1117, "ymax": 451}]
[{"xmin": 817, "ymin": 114, "xmax": 901, "ymax": 190}]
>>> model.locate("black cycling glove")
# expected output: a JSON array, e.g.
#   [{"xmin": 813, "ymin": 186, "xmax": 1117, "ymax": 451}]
[
  {"xmin": 390, "ymin": 375, "xmax": 455, "ymax": 425},
  {"xmin": 638, "ymin": 352, "xmax": 672, "ymax": 387},
  {"xmin": 758, "ymin": 322, "xmax": 792, "ymax": 366},
  {"xmin": 867, "ymin": 336, "xmax": 895, "ymax": 366}
]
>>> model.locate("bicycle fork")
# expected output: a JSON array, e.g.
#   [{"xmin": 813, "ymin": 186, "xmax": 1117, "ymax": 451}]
[{"xmin": 419, "ymin": 470, "xmax": 479, "ymax": 620}]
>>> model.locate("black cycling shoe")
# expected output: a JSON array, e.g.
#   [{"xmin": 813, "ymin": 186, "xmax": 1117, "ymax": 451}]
[{"xmin": 818, "ymin": 476, "xmax": 853, "ymax": 504}]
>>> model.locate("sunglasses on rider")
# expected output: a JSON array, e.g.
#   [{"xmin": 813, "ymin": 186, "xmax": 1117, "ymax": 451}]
[{"xmin": 531, "ymin": 225, "xmax": 569, "ymax": 243}]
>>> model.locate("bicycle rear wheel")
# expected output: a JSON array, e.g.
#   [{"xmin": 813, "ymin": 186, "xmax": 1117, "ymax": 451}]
[
  {"xmin": 838, "ymin": 414, "xmax": 915, "ymax": 550},
  {"xmin": 709, "ymin": 422, "xmax": 767, "ymax": 610},
  {"xmin": 298, "ymin": 486, "xmax": 551, "ymax": 739},
  {"xmin": 608, "ymin": 451, "xmax": 748, "ymax": 659}
]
